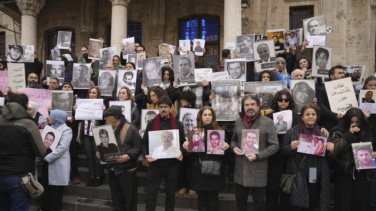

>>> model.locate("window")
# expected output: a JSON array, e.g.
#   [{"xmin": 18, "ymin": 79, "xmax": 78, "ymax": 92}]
[
  {"xmin": 128, "ymin": 22, "xmax": 142, "ymax": 44},
  {"xmin": 289, "ymin": 6, "xmax": 314, "ymax": 29},
  {"xmin": 180, "ymin": 16, "xmax": 220, "ymax": 68},
  {"xmin": 48, "ymin": 29, "xmax": 76, "ymax": 58}
]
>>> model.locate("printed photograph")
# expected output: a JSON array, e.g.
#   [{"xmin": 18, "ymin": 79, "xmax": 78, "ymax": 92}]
[
  {"xmin": 236, "ymin": 34, "xmax": 255, "ymax": 61},
  {"xmin": 253, "ymin": 40, "xmax": 276, "ymax": 72},
  {"xmin": 272, "ymin": 110, "xmax": 293, "ymax": 134},
  {"xmin": 312, "ymin": 45, "xmax": 332, "ymax": 77},
  {"xmin": 51, "ymin": 90, "xmax": 73, "ymax": 117},
  {"xmin": 352, "ymin": 142, "xmax": 376, "ymax": 170},
  {"xmin": 173, "ymin": 54, "xmax": 196, "ymax": 86},
  {"xmin": 142, "ymin": 57, "xmax": 162, "ymax": 87},
  {"xmin": 41, "ymin": 125, "xmax": 62, "ymax": 151},
  {"xmin": 148, "ymin": 129, "xmax": 180, "ymax": 159},
  {"xmin": 72, "ymin": 63, "xmax": 92, "ymax": 89},
  {"xmin": 57, "ymin": 31, "xmax": 72, "ymax": 49},
  {"xmin": 187, "ymin": 128, "xmax": 205, "ymax": 153},
  {"xmin": 206, "ymin": 130, "xmax": 225, "ymax": 155},
  {"xmin": 93, "ymin": 125, "xmax": 120, "ymax": 164},
  {"xmin": 241, "ymin": 129, "xmax": 260, "ymax": 154}
]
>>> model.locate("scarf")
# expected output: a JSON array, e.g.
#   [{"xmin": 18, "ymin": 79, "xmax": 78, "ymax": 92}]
[
  {"xmin": 243, "ymin": 110, "xmax": 260, "ymax": 129},
  {"xmin": 152, "ymin": 113, "xmax": 177, "ymax": 130},
  {"xmin": 50, "ymin": 109, "xmax": 67, "ymax": 129},
  {"xmin": 297, "ymin": 121, "xmax": 321, "ymax": 135},
  {"xmin": 28, "ymin": 101, "xmax": 39, "ymax": 118}
]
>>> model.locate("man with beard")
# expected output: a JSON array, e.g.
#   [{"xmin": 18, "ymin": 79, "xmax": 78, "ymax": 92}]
[
  {"xmin": 230, "ymin": 94, "xmax": 278, "ymax": 211},
  {"xmin": 27, "ymin": 72, "xmax": 43, "ymax": 88},
  {"xmin": 177, "ymin": 56, "xmax": 195, "ymax": 85},
  {"xmin": 77, "ymin": 46, "xmax": 99, "ymax": 85}
]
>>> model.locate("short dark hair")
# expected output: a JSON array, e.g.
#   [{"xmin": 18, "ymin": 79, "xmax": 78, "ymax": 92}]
[
  {"xmin": 222, "ymin": 49, "xmax": 231, "ymax": 58},
  {"xmin": 158, "ymin": 96, "xmax": 173, "ymax": 107},
  {"xmin": 46, "ymin": 132, "xmax": 55, "ymax": 140},
  {"xmin": 99, "ymin": 129, "xmax": 108, "ymax": 137},
  {"xmin": 209, "ymin": 131, "xmax": 220, "ymax": 139},
  {"xmin": 270, "ymin": 90, "xmax": 295, "ymax": 111},
  {"xmin": 300, "ymin": 104, "xmax": 321, "ymax": 120},
  {"xmin": 328, "ymin": 65, "xmax": 345, "ymax": 79},
  {"xmin": 315, "ymin": 47, "xmax": 329, "ymax": 60},
  {"xmin": 241, "ymin": 94, "xmax": 260, "ymax": 115},
  {"xmin": 258, "ymin": 70, "xmax": 276, "ymax": 81},
  {"xmin": 49, "ymin": 76, "xmax": 59, "ymax": 84},
  {"xmin": 123, "ymin": 71, "xmax": 134, "ymax": 79},
  {"xmin": 179, "ymin": 90, "xmax": 197, "ymax": 108},
  {"xmin": 355, "ymin": 145, "xmax": 372, "ymax": 155}
]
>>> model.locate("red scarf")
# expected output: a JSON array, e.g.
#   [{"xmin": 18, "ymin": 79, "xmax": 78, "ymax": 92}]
[
  {"xmin": 152, "ymin": 113, "xmax": 177, "ymax": 130},
  {"xmin": 243, "ymin": 111, "xmax": 260, "ymax": 129}
]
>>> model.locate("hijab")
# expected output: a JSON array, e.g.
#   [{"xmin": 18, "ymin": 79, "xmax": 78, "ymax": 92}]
[
  {"xmin": 28, "ymin": 101, "xmax": 39, "ymax": 118},
  {"xmin": 50, "ymin": 109, "xmax": 67, "ymax": 129}
]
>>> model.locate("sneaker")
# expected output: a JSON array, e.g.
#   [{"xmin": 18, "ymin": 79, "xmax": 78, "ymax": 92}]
[
  {"xmin": 178, "ymin": 188, "xmax": 187, "ymax": 195},
  {"xmin": 72, "ymin": 177, "xmax": 80, "ymax": 185},
  {"xmin": 188, "ymin": 189, "xmax": 196, "ymax": 196},
  {"xmin": 86, "ymin": 177, "xmax": 95, "ymax": 187},
  {"xmin": 91, "ymin": 178, "xmax": 103, "ymax": 187}
]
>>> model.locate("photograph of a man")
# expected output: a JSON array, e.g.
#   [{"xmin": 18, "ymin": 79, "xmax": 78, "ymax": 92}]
[
  {"xmin": 353, "ymin": 144, "xmax": 376, "ymax": 169},
  {"xmin": 272, "ymin": 36, "xmax": 284, "ymax": 51},
  {"xmin": 72, "ymin": 63, "xmax": 91, "ymax": 89},
  {"xmin": 274, "ymin": 114, "xmax": 287, "ymax": 133},
  {"xmin": 241, "ymin": 130, "xmax": 259, "ymax": 154},
  {"xmin": 7, "ymin": 44, "xmax": 24, "ymax": 62},
  {"xmin": 236, "ymin": 34, "xmax": 255, "ymax": 61},
  {"xmin": 100, "ymin": 49, "xmax": 112, "ymax": 69},
  {"xmin": 285, "ymin": 30, "xmax": 299, "ymax": 48},
  {"xmin": 143, "ymin": 57, "xmax": 162, "ymax": 87},
  {"xmin": 88, "ymin": 38, "xmax": 103, "ymax": 59},
  {"xmin": 57, "ymin": 31, "xmax": 72, "ymax": 49},
  {"xmin": 312, "ymin": 46, "xmax": 332, "ymax": 77},
  {"xmin": 173, "ymin": 54, "xmax": 195, "ymax": 85},
  {"xmin": 51, "ymin": 91, "xmax": 73, "ymax": 116},
  {"xmin": 151, "ymin": 130, "xmax": 180, "ymax": 159},
  {"xmin": 44, "ymin": 132, "xmax": 55, "ymax": 149},
  {"xmin": 362, "ymin": 91, "xmax": 375, "ymax": 103},
  {"xmin": 193, "ymin": 39, "xmax": 205, "ymax": 56},
  {"xmin": 225, "ymin": 59, "xmax": 246, "ymax": 81},
  {"xmin": 253, "ymin": 40, "xmax": 276, "ymax": 72},
  {"xmin": 207, "ymin": 130, "xmax": 225, "ymax": 155},
  {"xmin": 47, "ymin": 62, "xmax": 65, "ymax": 80},
  {"xmin": 122, "ymin": 71, "xmax": 136, "ymax": 90},
  {"xmin": 51, "ymin": 48, "xmax": 61, "ymax": 61},
  {"xmin": 303, "ymin": 16, "xmax": 326, "ymax": 38},
  {"xmin": 96, "ymin": 128, "xmax": 120, "ymax": 162},
  {"xmin": 141, "ymin": 110, "xmax": 158, "ymax": 133}
]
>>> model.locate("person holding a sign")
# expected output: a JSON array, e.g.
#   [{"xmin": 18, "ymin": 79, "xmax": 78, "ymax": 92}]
[
  {"xmin": 281, "ymin": 104, "xmax": 330, "ymax": 210},
  {"xmin": 327, "ymin": 107, "xmax": 374, "ymax": 211},
  {"xmin": 117, "ymin": 87, "xmax": 140, "ymax": 128}
]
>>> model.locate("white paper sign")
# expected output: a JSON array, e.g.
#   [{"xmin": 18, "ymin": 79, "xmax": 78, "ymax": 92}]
[
  {"xmin": 8, "ymin": 63, "xmax": 26, "ymax": 92},
  {"xmin": 109, "ymin": 101, "xmax": 132, "ymax": 122},
  {"xmin": 194, "ymin": 68, "xmax": 212, "ymax": 82},
  {"xmin": 324, "ymin": 77, "xmax": 358, "ymax": 114},
  {"xmin": 75, "ymin": 99, "xmax": 104, "ymax": 120},
  {"xmin": 0, "ymin": 97, "xmax": 4, "ymax": 106},
  {"xmin": 306, "ymin": 36, "xmax": 326, "ymax": 48},
  {"xmin": 212, "ymin": 72, "xmax": 229, "ymax": 81}
]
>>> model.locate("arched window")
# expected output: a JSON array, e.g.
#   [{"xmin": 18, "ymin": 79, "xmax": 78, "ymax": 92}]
[
  {"xmin": 179, "ymin": 16, "xmax": 219, "ymax": 68},
  {"xmin": 128, "ymin": 22, "xmax": 142, "ymax": 44}
]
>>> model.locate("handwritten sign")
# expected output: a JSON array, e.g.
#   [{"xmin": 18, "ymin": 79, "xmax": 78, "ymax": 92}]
[
  {"xmin": 18, "ymin": 88, "xmax": 52, "ymax": 117},
  {"xmin": 195, "ymin": 68, "xmax": 212, "ymax": 82},
  {"xmin": 75, "ymin": 99, "xmax": 104, "ymax": 120},
  {"xmin": 324, "ymin": 77, "xmax": 358, "ymax": 114},
  {"xmin": 8, "ymin": 63, "xmax": 26, "ymax": 92},
  {"xmin": 306, "ymin": 36, "xmax": 326, "ymax": 48},
  {"xmin": 212, "ymin": 72, "xmax": 229, "ymax": 81},
  {"xmin": 0, "ymin": 71, "xmax": 9, "ymax": 94},
  {"xmin": 0, "ymin": 97, "xmax": 4, "ymax": 106}
]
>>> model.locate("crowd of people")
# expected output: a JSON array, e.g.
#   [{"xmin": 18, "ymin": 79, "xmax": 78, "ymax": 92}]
[{"xmin": 1, "ymin": 35, "xmax": 376, "ymax": 211}]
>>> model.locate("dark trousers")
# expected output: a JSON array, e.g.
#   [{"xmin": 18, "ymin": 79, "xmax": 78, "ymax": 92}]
[
  {"xmin": 68, "ymin": 121, "xmax": 79, "ymax": 178},
  {"xmin": 108, "ymin": 170, "xmax": 137, "ymax": 211},
  {"xmin": 290, "ymin": 182, "xmax": 320, "ymax": 211},
  {"xmin": 177, "ymin": 154, "xmax": 191, "ymax": 189},
  {"xmin": 40, "ymin": 164, "xmax": 64, "ymax": 211},
  {"xmin": 235, "ymin": 184, "xmax": 266, "ymax": 211},
  {"xmin": 334, "ymin": 171, "xmax": 371, "ymax": 211},
  {"xmin": 145, "ymin": 164, "xmax": 179, "ymax": 211},
  {"xmin": 83, "ymin": 136, "xmax": 103, "ymax": 177},
  {"xmin": 197, "ymin": 190, "xmax": 219, "ymax": 211}
]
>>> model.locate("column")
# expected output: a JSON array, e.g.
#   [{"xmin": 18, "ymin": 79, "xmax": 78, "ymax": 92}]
[
  {"xmin": 16, "ymin": 0, "xmax": 45, "ymax": 47},
  {"xmin": 224, "ymin": 0, "xmax": 241, "ymax": 48},
  {"xmin": 110, "ymin": 0, "xmax": 131, "ymax": 55}
]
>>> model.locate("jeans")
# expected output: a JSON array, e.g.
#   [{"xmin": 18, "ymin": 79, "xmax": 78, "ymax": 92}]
[{"xmin": 0, "ymin": 175, "xmax": 31, "ymax": 211}]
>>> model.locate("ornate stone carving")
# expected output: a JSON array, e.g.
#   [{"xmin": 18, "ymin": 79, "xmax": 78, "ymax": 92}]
[{"xmin": 16, "ymin": 0, "xmax": 45, "ymax": 16}]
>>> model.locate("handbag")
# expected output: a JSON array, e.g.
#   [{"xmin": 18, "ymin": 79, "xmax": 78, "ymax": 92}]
[
  {"xmin": 200, "ymin": 156, "xmax": 221, "ymax": 176},
  {"xmin": 20, "ymin": 172, "xmax": 44, "ymax": 197},
  {"xmin": 279, "ymin": 155, "xmax": 306, "ymax": 194}
]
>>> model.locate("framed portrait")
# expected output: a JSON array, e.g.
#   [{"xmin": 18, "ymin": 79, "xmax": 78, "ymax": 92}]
[
  {"xmin": 224, "ymin": 58, "xmax": 247, "ymax": 81},
  {"xmin": 206, "ymin": 130, "xmax": 225, "ymax": 155},
  {"xmin": 72, "ymin": 63, "xmax": 92, "ymax": 89},
  {"xmin": 122, "ymin": 37, "xmax": 135, "ymax": 56},
  {"xmin": 193, "ymin": 39, "xmax": 205, "ymax": 56},
  {"xmin": 7, "ymin": 44, "xmax": 34, "ymax": 63},
  {"xmin": 99, "ymin": 47, "xmax": 116, "ymax": 70},
  {"xmin": 109, "ymin": 101, "xmax": 132, "ymax": 122},
  {"xmin": 117, "ymin": 70, "xmax": 137, "ymax": 94},
  {"xmin": 142, "ymin": 57, "xmax": 162, "ymax": 87},
  {"xmin": 41, "ymin": 125, "xmax": 62, "ymax": 152},
  {"xmin": 344, "ymin": 65, "xmax": 365, "ymax": 85},
  {"xmin": 98, "ymin": 70, "xmax": 116, "ymax": 96},
  {"xmin": 243, "ymin": 81, "xmax": 286, "ymax": 111},
  {"xmin": 127, "ymin": 54, "xmax": 137, "ymax": 66},
  {"xmin": 272, "ymin": 110, "xmax": 292, "ymax": 134},
  {"xmin": 267, "ymin": 28, "xmax": 285, "ymax": 53},
  {"xmin": 46, "ymin": 60, "xmax": 65, "ymax": 85},
  {"xmin": 236, "ymin": 34, "xmax": 255, "ymax": 61},
  {"xmin": 51, "ymin": 90, "xmax": 73, "ymax": 117},
  {"xmin": 297, "ymin": 134, "xmax": 327, "ymax": 156},
  {"xmin": 211, "ymin": 80, "xmax": 241, "ymax": 121},
  {"xmin": 93, "ymin": 125, "xmax": 120, "ymax": 164},
  {"xmin": 136, "ymin": 52, "xmax": 146, "ymax": 70},
  {"xmin": 173, "ymin": 54, "xmax": 196, "ymax": 86},
  {"xmin": 241, "ymin": 129, "xmax": 260, "ymax": 154},
  {"xmin": 140, "ymin": 109, "xmax": 159, "ymax": 135},
  {"xmin": 179, "ymin": 107, "xmax": 200, "ymax": 138},
  {"xmin": 312, "ymin": 45, "xmax": 332, "ymax": 77},
  {"xmin": 252, "ymin": 40, "xmax": 276, "ymax": 72},
  {"xmin": 359, "ymin": 90, "xmax": 376, "ymax": 113},
  {"xmin": 57, "ymin": 31, "xmax": 72, "ymax": 49},
  {"xmin": 148, "ymin": 129, "xmax": 180, "ymax": 159},
  {"xmin": 303, "ymin": 15, "xmax": 326, "ymax": 39},
  {"xmin": 352, "ymin": 142, "xmax": 376, "ymax": 170},
  {"xmin": 88, "ymin": 38, "xmax": 103, "ymax": 59},
  {"xmin": 284, "ymin": 28, "xmax": 303, "ymax": 49},
  {"xmin": 50, "ymin": 48, "xmax": 61, "ymax": 61},
  {"xmin": 179, "ymin": 40, "xmax": 191, "ymax": 55},
  {"xmin": 187, "ymin": 128, "xmax": 205, "ymax": 153},
  {"xmin": 290, "ymin": 79, "xmax": 316, "ymax": 114}
]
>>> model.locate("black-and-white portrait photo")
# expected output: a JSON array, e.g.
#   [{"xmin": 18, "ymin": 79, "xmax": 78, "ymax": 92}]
[
  {"xmin": 98, "ymin": 70, "xmax": 116, "ymax": 96},
  {"xmin": 57, "ymin": 31, "xmax": 72, "ymax": 49},
  {"xmin": 7, "ymin": 44, "xmax": 24, "ymax": 62},
  {"xmin": 224, "ymin": 59, "xmax": 247, "ymax": 81},
  {"xmin": 93, "ymin": 125, "xmax": 120, "ymax": 164},
  {"xmin": 253, "ymin": 40, "xmax": 276, "ymax": 72},
  {"xmin": 88, "ymin": 38, "xmax": 103, "ymax": 59},
  {"xmin": 99, "ymin": 47, "xmax": 116, "ymax": 70},
  {"xmin": 236, "ymin": 34, "xmax": 255, "ymax": 61},
  {"xmin": 142, "ymin": 57, "xmax": 162, "ymax": 87},
  {"xmin": 51, "ymin": 48, "xmax": 60, "ymax": 61},
  {"xmin": 137, "ymin": 52, "xmax": 145, "ymax": 70},
  {"xmin": 179, "ymin": 108, "xmax": 199, "ymax": 138},
  {"xmin": 109, "ymin": 100, "xmax": 132, "ymax": 122},
  {"xmin": 127, "ymin": 54, "xmax": 137, "ymax": 66},
  {"xmin": 303, "ymin": 16, "xmax": 326, "ymax": 38},
  {"xmin": 243, "ymin": 81, "xmax": 286, "ymax": 110},
  {"xmin": 148, "ymin": 129, "xmax": 180, "ymax": 159},
  {"xmin": 46, "ymin": 60, "xmax": 65, "ymax": 84},
  {"xmin": 312, "ymin": 46, "xmax": 332, "ymax": 77},
  {"xmin": 72, "ymin": 63, "xmax": 91, "ymax": 89},
  {"xmin": 173, "ymin": 54, "xmax": 195, "ymax": 86},
  {"xmin": 121, "ymin": 37, "xmax": 135, "ymax": 57},
  {"xmin": 141, "ymin": 109, "xmax": 159, "ymax": 133},
  {"xmin": 51, "ymin": 90, "xmax": 73, "ymax": 117},
  {"xmin": 117, "ymin": 70, "xmax": 137, "ymax": 94},
  {"xmin": 211, "ymin": 80, "xmax": 241, "ymax": 121},
  {"xmin": 290, "ymin": 80, "xmax": 315, "ymax": 113}
]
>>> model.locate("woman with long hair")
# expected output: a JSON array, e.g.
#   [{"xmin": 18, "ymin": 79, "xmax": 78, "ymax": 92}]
[
  {"xmin": 183, "ymin": 106, "xmax": 229, "ymax": 210},
  {"xmin": 280, "ymin": 104, "xmax": 330, "ymax": 210}
]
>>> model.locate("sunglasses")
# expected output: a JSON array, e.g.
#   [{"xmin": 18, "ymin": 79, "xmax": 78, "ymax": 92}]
[{"xmin": 278, "ymin": 98, "xmax": 289, "ymax": 103}]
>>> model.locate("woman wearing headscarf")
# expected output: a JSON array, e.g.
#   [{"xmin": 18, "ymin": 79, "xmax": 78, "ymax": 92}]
[
  {"xmin": 39, "ymin": 110, "xmax": 72, "ymax": 211},
  {"xmin": 27, "ymin": 101, "xmax": 46, "ymax": 129}
]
